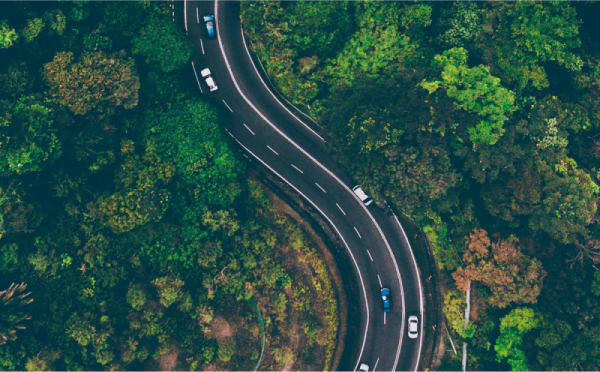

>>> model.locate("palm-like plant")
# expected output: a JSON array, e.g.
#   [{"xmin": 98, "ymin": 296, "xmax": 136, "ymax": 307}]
[{"xmin": 0, "ymin": 282, "xmax": 33, "ymax": 344}]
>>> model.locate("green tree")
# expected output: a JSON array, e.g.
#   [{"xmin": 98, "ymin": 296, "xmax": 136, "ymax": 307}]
[
  {"xmin": 0, "ymin": 96, "xmax": 61, "ymax": 175},
  {"xmin": 92, "ymin": 141, "xmax": 174, "ymax": 234},
  {"xmin": 132, "ymin": 13, "xmax": 192, "ymax": 73},
  {"xmin": 421, "ymin": 47, "xmax": 516, "ymax": 145},
  {"xmin": 285, "ymin": 1, "xmax": 352, "ymax": 57},
  {"xmin": 218, "ymin": 341, "xmax": 236, "ymax": 362},
  {"xmin": 153, "ymin": 276, "xmax": 184, "ymax": 308},
  {"xmin": 0, "ymin": 283, "xmax": 33, "ymax": 345},
  {"xmin": 144, "ymin": 100, "xmax": 241, "ymax": 208},
  {"xmin": 21, "ymin": 18, "xmax": 44, "ymax": 42},
  {"xmin": 444, "ymin": 291, "xmax": 475, "ymax": 338},
  {"xmin": 0, "ymin": 20, "xmax": 18, "ymax": 48},
  {"xmin": 0, "ymin": 62, "xmax": 32, "ymax": 98},
  {"xmin": 528, "ymin": 158, "xmax": 599, "ymax": 244},
  {"xmin": 475, "ymin": 1, "xmax": 582, "ymax": 91},
  {"xmin": 325, "ymin": 3, "xmax": 417, "ymax": 88},
  {"xmin": 126, "ymin": 284, "xmax": 147, "ymax": 311},
  {"xmin": 535, "ymin": 317, "xmax": 572, "ymax": 350},
  {"xmin": 43, "ymin": 50, "xmax": 140, "ymax": 116},
  {"xmin": 495, "ymin": 307, "xmax": 539, "ymax": 371}
]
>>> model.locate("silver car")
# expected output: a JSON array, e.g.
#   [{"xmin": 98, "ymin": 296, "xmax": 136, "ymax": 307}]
[
  {"xmin": 352, "ymin": 185, "xmax": 373, "ymax": 206},
  {"xmin": 408, "ymin": 315, "xmax": 419, "ymax": 339},
  {"xmin": 200, "ymin": 68, "xmax": 218, "ymax": 92}
]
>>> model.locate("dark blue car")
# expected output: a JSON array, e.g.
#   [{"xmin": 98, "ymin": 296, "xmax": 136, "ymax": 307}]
[
  {"xmin": 203, "ymin": 15, "xmax": 215, "ymax": 38},
  {"xmin": 381, "ymin": 288, "xmax": 391, "ymax": 312}
]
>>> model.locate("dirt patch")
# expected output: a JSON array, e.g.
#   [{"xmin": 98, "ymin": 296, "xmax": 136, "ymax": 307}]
[
  {"xmin": 157, "ymin": 343, "xmax": 181, "ymax": 371},
  {"xmin": 209, "ymin": 316, "xmax": 234, "ymax": 342}
]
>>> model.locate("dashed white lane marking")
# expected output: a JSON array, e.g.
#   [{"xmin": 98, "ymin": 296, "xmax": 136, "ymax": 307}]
[
  {"xmin": 267, "ymin": 145, "xmax": 278, "ymax": 155},
  {"xmin": 196, "ymin": 7, "xmax": 199, "ymax": 23},
  {"xmin": 378, "ymin": 275, "xmax": 382, "ymax": 288},
  {"xmin": 354, "ymin": 226, "xmax": 362, "ymax": 239},
  {"xmin": 291, "ymin": 164, "xmax": 303, "ymax": 174},
  {"xmin": 222, "ymin": 100, "xmax": 233, "ymax": 112},
  {"xmin": 225, "ymin": 134, "xmax": 371, "ymax": 372},
  {"xmin": 336, "ymin": 203, "xmax": 346, "ymax": 216},
  {"xmin": 200, "ymin": 39, "xmax": 205, "ymax": 54},
  {"xmin": 315, "ymin": 183, "xmax": 326, "ymax": 193},
  {"xmin": 191, "ymin": 61, "xmax": 203, "ymax": 93},
  {"xmin": 367, "ymin": 250, "xmax": 373, "ymax": 262},
  {"xmin": 384, "ymin": 312, "xmax": 387, "ymax": 325},
  {"xmin": 243, "ymin": 124, "xmax": 255, "ymax": 135},
  {"xmin": 373, "ymin": 357, "xmax": 380, "ymax": 372}
]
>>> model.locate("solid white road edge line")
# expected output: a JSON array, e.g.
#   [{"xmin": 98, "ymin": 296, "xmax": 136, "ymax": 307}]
[
  {"xmin": 291, "ymin": 164, "xmax": 303, "ymax": 174},
  {"xmin": 230, "ymin": 134, "xmax": 371, "ymax": 372},
  {"xmin": 354, "ymin": 226, "xmax": 362, "ymax": 239},
  {"xmin": 267, "ymin": 145, "xmax": 278, "ymax": 155},
  {"xmin": 184, "ymin": 0, "xmax": 187, "ymax": 32},
  {"xmin": 243, "ymin": 124, "xmax": 255, "ymax": 135},
  {"xmin": 393, "ymin": 213, "xmax": 425, "ymax": 371},
  {"xmin": 191, "ymin": 61, "xmax": 203, "ymax": 94},
  {"xmin": 239, "ymin": 24, "xmax": 325, "ymax": 141},
  {"xmin": 367, "ymin": 250, "xmax": 373, "ymax": 262},
  {"xmin": 336, "ymin": 203, "xmax": 346, "ymax": 216},
  {"xmin": 215, "ymin": 4, "xmax": 402, "ymax": 370},
  {"xmin": 315, "ymin": 183, "xmax": 326, "ymax": 193},
  {"xmin": 222, "ymin": 99, "xmax": 233, "ymax": 112}
]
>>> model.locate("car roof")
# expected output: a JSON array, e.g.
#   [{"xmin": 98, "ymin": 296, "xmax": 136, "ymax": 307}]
[{"xmin": 353, "ymin": 187, "xmax": 368, "ymax": 199}]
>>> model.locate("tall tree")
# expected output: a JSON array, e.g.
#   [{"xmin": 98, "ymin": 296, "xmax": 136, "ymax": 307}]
[
  {"xmin": 453, "ymin": 229, "xmax": 546, "ymax": 308},
  {"xmin": 43, "ymin": 50, "xmax": 140, "ymax": 116},
  {"xmin": 475, "ymin": 1, "xmax": 583, "ymax": 91},
  {"xmin": 0, "ymin": 96, "xmax": 61, "ymax": 175},
  {"xmin": 132, "ymin": 13, "xmax": 193, "ymax": 73},
  {"xmin": 421, "ymin": 47, "xmax": 516, "ymax": 146},
  {"xmin": 494, "ymin": 307, "xmax": 539, "ymax": 371}
]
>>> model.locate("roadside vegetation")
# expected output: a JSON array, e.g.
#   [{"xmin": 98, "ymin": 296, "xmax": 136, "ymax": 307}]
[
  {"xmin": 242, "ymin": 1, "xmax": 600, "ymax": 370},
  {"xmin": 0, "ymin": 2, "xmax": 338, "ymax": 370}
]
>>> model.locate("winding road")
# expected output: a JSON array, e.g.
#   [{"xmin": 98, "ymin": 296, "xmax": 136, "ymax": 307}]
[{"xmin": 184, "ymin": 2, "xmax": 425, "ymax": 370}]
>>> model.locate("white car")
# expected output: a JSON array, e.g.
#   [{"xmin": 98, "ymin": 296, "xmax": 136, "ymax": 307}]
[
  {"xmin": 358, "ymin": 363, "xmax": 369, "ymax": 371},
  {"xmin": 200, "ymin": 68, "xmax": 218, "ymax": 92},
  {"xmin": 408, "ymin": 315, "xmax": 419, "ymax": 339},
  {"xmin": 352, "ymin": 185, "xmax": 373, "ymax": 206}
]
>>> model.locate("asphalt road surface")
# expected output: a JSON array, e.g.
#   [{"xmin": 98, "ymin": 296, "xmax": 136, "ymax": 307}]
[{"xmin": 184, "ymin": 2, "xmax": 425, "ymax": 370}]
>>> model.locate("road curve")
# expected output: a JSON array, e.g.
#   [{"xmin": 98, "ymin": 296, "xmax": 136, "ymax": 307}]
[{"xmin": 184, "ymin": 2, "xmax": 424, "ymax": 370}]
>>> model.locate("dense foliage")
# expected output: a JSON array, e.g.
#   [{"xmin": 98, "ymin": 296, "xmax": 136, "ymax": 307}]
[
  {"xmin": 242, "ymin": 1, "xmax": 600, "ymax": 370},
  {"xmin": 0, "ymin": 2, "xmax": 339, "ymax": 370}
]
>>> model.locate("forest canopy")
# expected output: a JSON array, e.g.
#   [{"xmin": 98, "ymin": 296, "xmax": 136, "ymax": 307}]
[
  {"xmin": 241, "ymin": 1, "xmax": 600, "ymax": 370},
  {"xmin": 0, "ymin": 2, "xmax": 339, "ymax": 370}
]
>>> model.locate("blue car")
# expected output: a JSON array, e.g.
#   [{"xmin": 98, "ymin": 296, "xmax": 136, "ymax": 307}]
[
  {"xmin": 381, "ymin": 288, "xmax": 391, "ymax": 313},
  {"xmin": 203, "ymin": 15, "xmax": 215, "ymax": 38}
]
